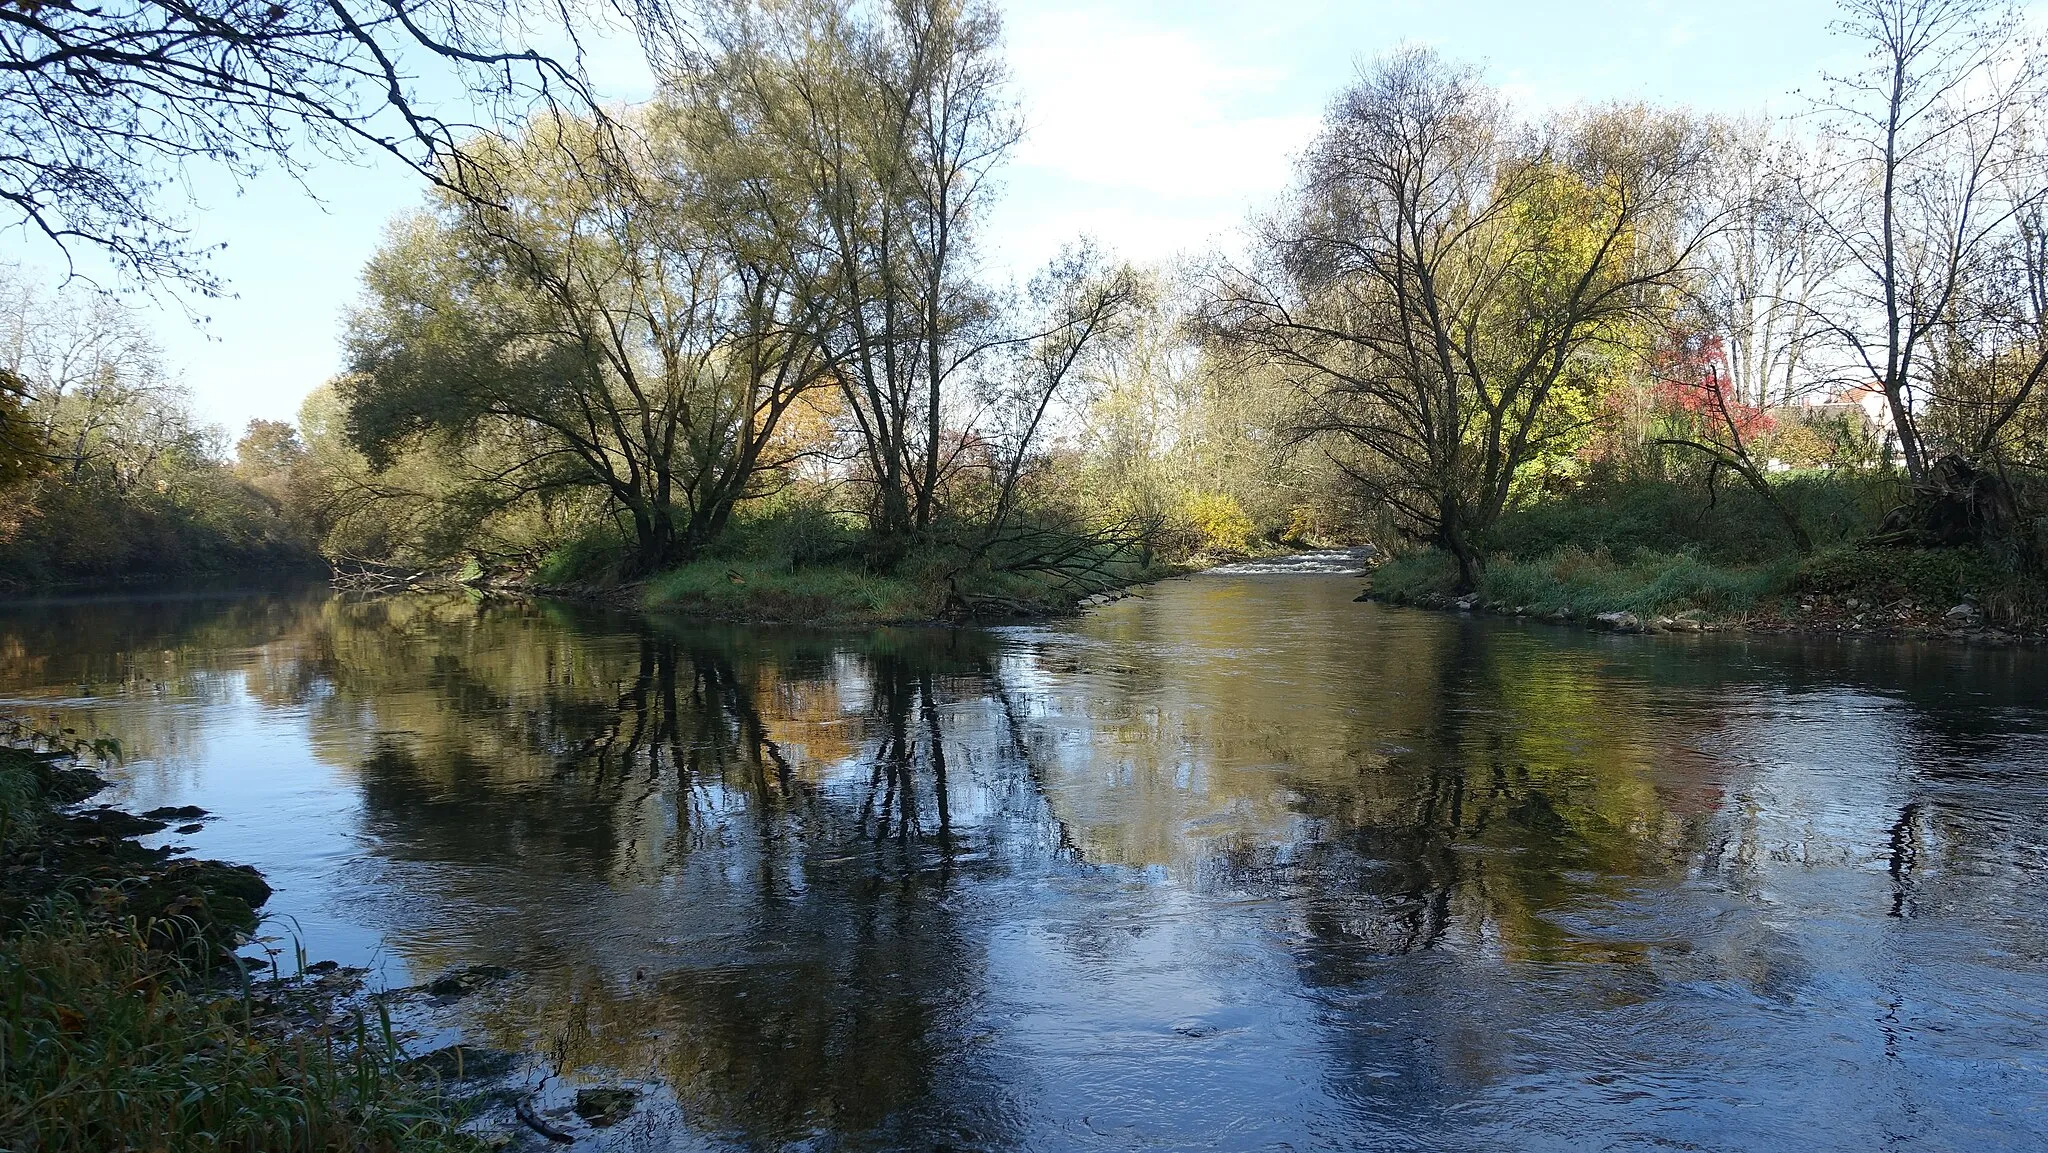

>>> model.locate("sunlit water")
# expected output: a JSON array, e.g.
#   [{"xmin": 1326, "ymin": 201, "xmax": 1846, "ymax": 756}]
[{"xmin": 3, "ymin": 577, "xmax": 2046, "ymax": 1151}]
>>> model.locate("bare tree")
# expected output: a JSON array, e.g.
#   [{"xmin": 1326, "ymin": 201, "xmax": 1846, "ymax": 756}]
[
  {"xmin": 1203, "ymin": 49, "xmax": 1711, "ymax": 590},
  {"xmin": 1804, "ymin": 0, "xmax": 2047, "ymax": 484},
  {"xmin": 1649, "ymin": 121, "xmax": 1839, "ymax": 553}
]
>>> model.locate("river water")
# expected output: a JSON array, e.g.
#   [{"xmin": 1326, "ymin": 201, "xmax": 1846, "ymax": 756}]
[{"xmin": 2, "ymin": 574, "xmax": 2045, "ymax": 1151}]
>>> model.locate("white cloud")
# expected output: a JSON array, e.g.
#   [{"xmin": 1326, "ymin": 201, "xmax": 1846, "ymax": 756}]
[{"xmin": 989, "ymin": 4, "xmax": 1319, "ymax": 273}]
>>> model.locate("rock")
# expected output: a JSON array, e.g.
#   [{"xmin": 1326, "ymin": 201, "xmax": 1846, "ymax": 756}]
[
  {"xmin": 406, "ymin": 1043, "xmax": 520, "ymax": 1082},
  {"xmin": 1353, "ymin": 590, "xmax": 1373, "ymax": 602},
  {"xmin": 426, "ymin": 964, "xmax": 514, "ymax": 1000},
  {"xmin": 574, "ymin": 1087, "xmax": 640, "ymax": 1128},
  {"xmin": 143, "ymin": 805, "xmax": 209, "ymax": 820},
  {"xmin": 1666, "ymin": 615, "xmax": 1704, "ymax": 633},
  {"xmin": 72, "ymin": 807, "xmax": 167, "ymax": 839},
  {"xmin": 175, "ymin": 822, "xmax": 205, "ymax": 834},
  {"xmin": 1650, "ymin": 616, "xmax": 1676, "ymax": 632},
  {"xmin": 1452, "ymin": 594, "xmax": 1479, "ymax": 612},
  {"xmin": 1945, "ymin": 602, "xmax": 1984, "ymax": 624},
  {"xmin": 1593, "ymin": 611, "xmax": 1644, "ymax": 633}
]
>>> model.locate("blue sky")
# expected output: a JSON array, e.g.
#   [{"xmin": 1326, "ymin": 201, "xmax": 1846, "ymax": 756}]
[{"xmin": 20, "ymin": 0, "xmax": 1855, "ymax": 436}]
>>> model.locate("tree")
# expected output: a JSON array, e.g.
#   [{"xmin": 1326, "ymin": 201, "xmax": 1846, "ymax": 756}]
[
  {"xmin": 1649, "ymin": 122, "xmax": 1836, "ymax": 554},
  {"xmin": 0, "ymin": 367, "xmax": 40, "ymax": 488},
  {"xmin": 0, "ymin": 269, "xmax": 202, "ymax": 489},
  {"xmin": 344, "ymin": 109, "xmax": 838, "ymax": 575},
  {"xmin": 692, "ymin": 0, "xmax": 1020, "ymax": 545},
  {"xmin": 1203, "ymin": 50, "xmax": 1711, "ymax": 590},
  {"xmin": 1805, "ymin": 0, "xmax": 2048, "ymax": 485}
]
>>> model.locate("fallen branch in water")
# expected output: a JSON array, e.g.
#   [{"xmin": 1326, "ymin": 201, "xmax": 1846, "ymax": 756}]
[{"xmin": 516, "ymin": 1093, "xmax": 575, "ymax": 1144}]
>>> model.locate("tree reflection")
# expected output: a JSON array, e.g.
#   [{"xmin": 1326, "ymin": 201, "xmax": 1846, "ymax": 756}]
[{"xmin": 266, "ymin": 600, "xmax": 1022, "ymax": 1149}]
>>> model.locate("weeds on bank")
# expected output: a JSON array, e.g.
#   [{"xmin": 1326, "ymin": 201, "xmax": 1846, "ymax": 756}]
[
  {"xmin": 0, "ymin": 737, "xmax": 482, "ymax": 1153},
  {"xmin": 643, "ymin": 559, "xmax": 938, "ymax": 622},
  {"xmin": 1371, "ymin": 547, "xmax": 1794, "ymax": 618},
  {"xmin": 0, "ymin": 913, "xmax": 484, "ymax": 1153}
]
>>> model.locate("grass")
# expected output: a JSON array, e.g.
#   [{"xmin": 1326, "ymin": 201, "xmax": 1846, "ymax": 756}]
[
  {"xmin": 643, "ymin": 558, "xmax": 939, "ymax": 623},
  {"xmin": 0, "ymin": 742, "xmax": 485, "ymax": 1153},
  {"xmin": 1366, "ymin": 474, "xmax": 2048, "ymax": 627},
  {"xmin": 1, "ymin": 914, "xmax": 485, "ymax": 1153},
  {"xmin": 537, "ymin": 502, "xmax": 1171, "ymax": 624},
  {"xmin": 1371, "ymin": 546, "xmax": 1795, "ymax": 619}
]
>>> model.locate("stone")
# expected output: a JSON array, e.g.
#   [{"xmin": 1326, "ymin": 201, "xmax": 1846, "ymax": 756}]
[
  {"xmin": 426, "ymin": 964, "xmax": 514, "ymax": 1000},
  {"xmin": 143, "ymin": 805, "xmax": 209, "ymax": 820},
  {"xmin": 1945, "ymin": 603, "xmax": 1984, "ymax": 623},
  {"xmin": 574, "ymin": 1087, "xmax": 640, "ymax": 1128},
  {"xmin": 406, "ymin": 1043, "xmax": 520, "ymax": 1082},
  {"xmin": 1593, "ymin": 611, "xmax": 1644, "ymax": 633}
]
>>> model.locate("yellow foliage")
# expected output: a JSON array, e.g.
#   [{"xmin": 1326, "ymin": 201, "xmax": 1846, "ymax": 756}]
[{"xmin": 1181, "ymin": 492, "xmax": 1256, "ymax": 554}]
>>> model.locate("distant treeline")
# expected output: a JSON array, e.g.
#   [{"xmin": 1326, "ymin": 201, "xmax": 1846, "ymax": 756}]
[
  {"xmin": 7, "ymin": 0, "xmax": 2048, "ymax": 604},
  {"xmin": 0, "ymin": 280, "xmax": 318, "ymax": 591}
]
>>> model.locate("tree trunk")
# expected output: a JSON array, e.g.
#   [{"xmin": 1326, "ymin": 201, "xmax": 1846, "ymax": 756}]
[{"xmin": 1441, "ymin": 516, "xmax": 1483, "ymax": 594}]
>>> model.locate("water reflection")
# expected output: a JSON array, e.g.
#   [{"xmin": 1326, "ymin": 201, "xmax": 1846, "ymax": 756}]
[{"xmin": 2, "ymin": 580, "xmax": 2045, "ymax": 1150}]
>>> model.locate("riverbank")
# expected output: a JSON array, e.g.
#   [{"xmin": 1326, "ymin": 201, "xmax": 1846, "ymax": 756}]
[
  {"xmin": 492, "ymin": 551, "xmax": 1187, "ymax": 625},
  {"xmin": 0, "ymin": 739, "xmax": 487, "ymax": 1153},
  {"xmin": 1362, "ymin": 543, "xmax": 2048, "ymax": 645}
]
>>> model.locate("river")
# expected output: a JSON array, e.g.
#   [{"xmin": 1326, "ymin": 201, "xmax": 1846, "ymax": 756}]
[{"xmin": 2, "ymin": 573, "xmax": 2045, "ymax": 1151}]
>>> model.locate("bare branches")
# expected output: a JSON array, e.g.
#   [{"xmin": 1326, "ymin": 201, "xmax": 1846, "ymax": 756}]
[{"xmin": 0, "ymin": 0, "xmax": 612, "ymax": 290}]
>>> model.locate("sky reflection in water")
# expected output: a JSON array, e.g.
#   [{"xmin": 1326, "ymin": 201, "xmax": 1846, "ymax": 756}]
[{"xmin": 2, "ymin": 577, "xmax": 2045, "ymax": 1151}]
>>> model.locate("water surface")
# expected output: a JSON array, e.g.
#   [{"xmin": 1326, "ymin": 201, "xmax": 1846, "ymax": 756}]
[{"xmin": 3, "ymin": 577, "xmax": 2044, "ymax": 1151}]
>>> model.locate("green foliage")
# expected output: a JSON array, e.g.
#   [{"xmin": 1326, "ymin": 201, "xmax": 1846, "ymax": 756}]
[
  {"xmin": 644, "ymin": 560, "xmax": 936, "ymax": 624},
  {"xmin": 1796, "ymin": 547, "xmax": 2048, "ymax": 620},
  {"xmin": 1483, "ymin": 474, "xmax": 1900, "ymax": 564},
  {"xmin": 0, "ymin": 469, "xmax": 318, "ymax": 590},
  {"xmin": 1373, "ymin": 545, "xmax": 1794, "ymax": 618}
]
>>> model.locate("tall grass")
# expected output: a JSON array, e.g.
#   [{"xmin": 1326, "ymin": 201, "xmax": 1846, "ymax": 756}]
[
  {"xmin": 1371, "ymin": 546, "xmax": 1794, "ymax": 618},
  {"xmin": 643, "ymin": 559, "xmax": 938, "ymax": 623},
  {"xmin": 0, "ymin": 738, "xmax": 482, "ymax": 1153},
  {"xmin": 0, "ymin": 912, "xmax": 483, "ymax": 1153}
]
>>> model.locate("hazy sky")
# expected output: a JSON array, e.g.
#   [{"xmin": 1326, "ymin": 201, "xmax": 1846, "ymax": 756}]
[{"xmin": 21, "ymin": 0, "xmax": 1858, "ymax": 436}]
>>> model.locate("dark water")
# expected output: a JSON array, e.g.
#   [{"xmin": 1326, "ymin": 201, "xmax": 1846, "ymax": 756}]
[{"xmin": 3, "ymin": 577, "xmax": 2046, "ymax": 1151}]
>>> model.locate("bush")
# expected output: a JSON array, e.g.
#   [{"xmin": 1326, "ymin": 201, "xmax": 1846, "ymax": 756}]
[
  {"xmin": 1178, "ymin": 492, "xmax": 1257, "ymax": 556},
  {"xmin": 1796, "ymin": 546, "xmax": 2048, "ymax": 621},
  {"xmin": 533, "ymin": 519, "xmax": 634, "ymax": 585},
  {"xmin": 1483, "ymin": 473, "xmax": 1901, "ymax": 564},
  {"xmin": 644, "ymin": 560, "xmax": 936, "ymax": 623}
]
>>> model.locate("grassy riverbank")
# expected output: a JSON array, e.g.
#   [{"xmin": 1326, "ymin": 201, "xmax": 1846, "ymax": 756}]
[
  {"xmin": 0, "ymin": 741, "xmax": 483, "ymax": 1153},
  {"xmin": 531, "ymin": 507, "xmax": 1180, "ymax": 624},
  {"xmin": 1364, "ymin": 476, "xmax": 2048, "ymax": 640}
]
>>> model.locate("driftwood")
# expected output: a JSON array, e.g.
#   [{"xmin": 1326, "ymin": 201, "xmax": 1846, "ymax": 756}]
[
  {"xmin": 328, "ymin": 557, "xmax": 438, "ymax": 594},
  {"xmin": 515, "ymin": 1093, "xmax": 575, "ymax": 1144}
]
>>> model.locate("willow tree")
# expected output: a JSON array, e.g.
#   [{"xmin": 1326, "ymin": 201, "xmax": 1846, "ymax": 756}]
[
  {"xmin": 690, "ymin": 0, "xmax": 1019, "ymax": 544},
  {"xmin": 342, "ymin": 110, "xmax": 836, "ymax": 574},
  {"xmin": 1203, "ymin": 49, "xmax": 1711, "ymax": 590}
]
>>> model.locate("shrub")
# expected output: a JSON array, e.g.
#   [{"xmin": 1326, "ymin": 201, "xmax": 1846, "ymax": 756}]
[
  {"xmin": 1179, "ymin": 492, "xmax": 1257, "ymax": 555},
  {"xmin": 1796, "ymin": 546, "xmax": 2048, "ymax": 621}
]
